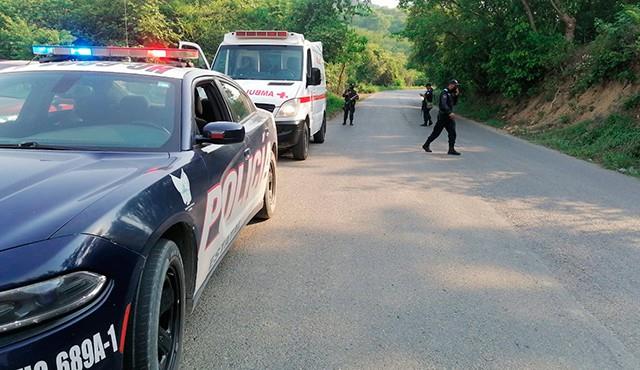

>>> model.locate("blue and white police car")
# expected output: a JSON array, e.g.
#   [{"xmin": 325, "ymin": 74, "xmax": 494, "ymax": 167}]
[{"xmin": 0, "ymin": 45, "xmax": 278, "ymax": 370}]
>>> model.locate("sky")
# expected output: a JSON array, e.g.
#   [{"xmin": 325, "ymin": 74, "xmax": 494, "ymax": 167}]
[{"xmin": 371, "ymin": 0, "xmax": 398, "ymax": 8}]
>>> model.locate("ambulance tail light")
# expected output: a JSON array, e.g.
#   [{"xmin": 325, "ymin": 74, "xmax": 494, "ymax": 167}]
[
  {"xmin": 234, "ymin": 30, "xmax": 289, "ymax": 39},
  {"xmin": 32, "ymin": 46, "xmax": 199, "ymax": 59}
]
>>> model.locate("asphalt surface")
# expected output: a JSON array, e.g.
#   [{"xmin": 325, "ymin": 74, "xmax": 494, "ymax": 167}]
[{"xmin": 183, "ymin": 90, "xmax": 640, "ymax": 369}]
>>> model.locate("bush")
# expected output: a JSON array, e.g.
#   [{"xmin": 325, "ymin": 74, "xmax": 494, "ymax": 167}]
[
  {"xmin": 623, "ymin": 93, "xmax": 640, "ymax": 111},
  {"xmin": 581, "ymin": 5, "xmax": 640, "ymax": 86},
  {"xmin": 483, "ymin": 23, "xmax": 567, "ymax": 98}
]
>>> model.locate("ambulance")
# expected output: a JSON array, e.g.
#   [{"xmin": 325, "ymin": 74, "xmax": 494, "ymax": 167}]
[{"xmin": 213, "ymin": 31, "xmax": 327, "ymax": 160}]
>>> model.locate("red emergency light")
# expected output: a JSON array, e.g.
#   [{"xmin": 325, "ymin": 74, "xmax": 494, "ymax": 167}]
[{"xmin": 234, "ymin": 30, "xmax": 289, "ymax": 39}]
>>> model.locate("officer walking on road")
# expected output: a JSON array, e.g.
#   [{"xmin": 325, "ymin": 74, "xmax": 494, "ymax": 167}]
[
  {"xmin": 342, "ymin": 83, "xmax": 360, "ymax": 126},
  {"xmin": 420, "ymin": 83, "xmax": 434, "ymax": 126},
  {"xmin": 422, "ymin": 79, "xmax": 461, "ymax": 155}
]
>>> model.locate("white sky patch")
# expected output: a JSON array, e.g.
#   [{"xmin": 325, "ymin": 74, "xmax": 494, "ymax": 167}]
[{"xmin": 371, "ymin": 0, "xmax": 398, "ymax": 8}]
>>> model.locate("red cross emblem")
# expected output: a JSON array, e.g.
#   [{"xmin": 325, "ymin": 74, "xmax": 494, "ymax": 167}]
[{"xmin": 277, "ymin": 92, "xmax": 287, "ymax": 99}]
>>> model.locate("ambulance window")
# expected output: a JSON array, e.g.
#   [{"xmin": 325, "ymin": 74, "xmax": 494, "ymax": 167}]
[
  {"xmin": 219, "ymin": 81, "xmax": 255, "ymax": 122},
  {"xmin": 213, "ymin": 45, "xmax": 303, "ymax": 81}
]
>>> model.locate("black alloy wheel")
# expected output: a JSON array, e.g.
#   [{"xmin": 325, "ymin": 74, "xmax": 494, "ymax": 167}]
[{"xmin": 158, "ymin": 265, "xmax": 181, "ymax": 369}]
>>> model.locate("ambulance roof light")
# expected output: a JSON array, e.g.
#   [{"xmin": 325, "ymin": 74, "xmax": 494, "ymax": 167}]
[{"xmin": 234, "ymin": 30, "xmax": 289, "ymax": 39}]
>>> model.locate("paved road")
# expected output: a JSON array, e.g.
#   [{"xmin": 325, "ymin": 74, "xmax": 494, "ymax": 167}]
[{"xmin": 183, "ymin": 90, "xmax": 640, "ymax": 369}]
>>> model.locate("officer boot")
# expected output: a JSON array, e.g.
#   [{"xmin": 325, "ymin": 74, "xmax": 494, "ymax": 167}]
[
  {"xmin": 422, "ymin": 141, "xmax": 432, "ymax": 152},
  {"xmin": 448, "ymin": 145, "xmax": 461, "ymax": 155}
]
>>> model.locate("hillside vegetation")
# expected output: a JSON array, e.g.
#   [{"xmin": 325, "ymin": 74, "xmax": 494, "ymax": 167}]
[
  {"xmin": 0, "ymin": 0, "xmax": 419, "ymax": 94},
  {"xmin": 400, "ymin": 0, "xmax": 640, "ymax": 175}
]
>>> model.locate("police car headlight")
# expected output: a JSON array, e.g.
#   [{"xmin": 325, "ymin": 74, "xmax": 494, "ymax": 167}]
[
  {"xmin": 0, "ymin": 271, "xmax": 106, "ymax": 333},
  {"xmin": 275, "ymin": 98, "xmax": 302, "ymax": 119}
]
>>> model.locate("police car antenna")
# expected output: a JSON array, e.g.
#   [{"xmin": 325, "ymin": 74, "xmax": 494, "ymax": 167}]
[{"xmin": 124, "ymin": 0, "xmax": 129, "ymax": 48}]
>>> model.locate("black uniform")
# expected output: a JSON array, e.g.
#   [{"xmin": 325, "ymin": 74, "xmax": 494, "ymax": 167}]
[
  {"xmin": 342, "ymin": 88, "xmax": 359, "ymax": 125},
  {"xmin": 421, "ymin": 88, "xmax": 434, "ymax": 126},
  {"xmin": 423, "ymin": 87, "xmax": 459, "ymax": 151}
]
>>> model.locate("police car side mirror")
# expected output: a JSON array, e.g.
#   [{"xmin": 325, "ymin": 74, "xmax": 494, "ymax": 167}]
[
  {"xmin": 308, "ymin": 67, "xmax": 322, "ymax": 86},
  {"xmin": 197, "ymin": 121, "xmax": 245, "ymax": 145}
]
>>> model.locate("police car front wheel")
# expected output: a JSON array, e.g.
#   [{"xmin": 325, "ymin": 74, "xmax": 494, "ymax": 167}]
[{"xmin": 127, "ymin": 239, "xmax": 185, "ymax": 370}]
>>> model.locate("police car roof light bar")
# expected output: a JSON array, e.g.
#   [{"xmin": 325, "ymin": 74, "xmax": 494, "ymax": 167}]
[
  {"xmin": 234, "ymin": 30, "xmax": 289, "ymax": 39},
  {"xmin": 32, "ymin": 46, "xmax": 199, "ymax": 60}
]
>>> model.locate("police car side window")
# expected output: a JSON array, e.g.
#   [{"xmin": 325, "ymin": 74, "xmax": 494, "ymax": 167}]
[
  {"xmin": 219, "ymin": 81, "xmax": 254, "ymax": 123},
  {"xmin": 194, "ymin": 82, "xmax": 226, "ymax": 129}
]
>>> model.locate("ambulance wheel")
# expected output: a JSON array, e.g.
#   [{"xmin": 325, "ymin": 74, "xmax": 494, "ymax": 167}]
[
  {"xmin": 128, "ymin": 239, "xmax": 185, "ymax": 370},
  {"xmin": 292, "ymin": 121, "xmax": 309, "ymax": 160},
  {"xmin": 313, "ymin": 114, "xmax": 326, "ymax": 143},
  {"xmin": 256, "ymin": 153, "xmax": 277, "ymax": 219}
]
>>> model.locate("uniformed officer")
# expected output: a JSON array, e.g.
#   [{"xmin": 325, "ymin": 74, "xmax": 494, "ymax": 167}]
[
  {"xmin": 342, "ymin": 84, "xmax": 360, "ymax": 126},
  {"xmin": 420, "ymin": 83, "xmax": 434, "ymax": 126},
  {"xmin": 422, "ymin": 79, "xmax": 461, "ymax": 155}
]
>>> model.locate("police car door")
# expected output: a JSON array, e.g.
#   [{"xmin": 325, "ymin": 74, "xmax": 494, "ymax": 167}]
[
  {"xmin": 215, "ymin": 78, "xmax": 268, "ymax": 218},
  {"xmin": 192, "ymin": 78, "xmax": 247, "ymax": 288}
]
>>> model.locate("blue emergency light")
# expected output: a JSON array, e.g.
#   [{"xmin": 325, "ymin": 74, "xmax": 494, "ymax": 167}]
[
  {"xmin": 69, "ymin": 47, "xmax": 92, "ymax": 56},
  {"xmin": 31, "ymin": 46, "xmax": 54, "ymax": 55}
]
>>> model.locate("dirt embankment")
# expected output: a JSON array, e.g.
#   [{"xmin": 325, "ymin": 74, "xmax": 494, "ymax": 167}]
[{"xmin": 500, "ymin": 79, "xmax": 640, "ymax": 133}]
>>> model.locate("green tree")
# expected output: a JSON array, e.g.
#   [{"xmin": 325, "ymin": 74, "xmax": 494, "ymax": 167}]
[{"xmin": 0, "ymin": 15, "xmax": 74, "ymax": 59}]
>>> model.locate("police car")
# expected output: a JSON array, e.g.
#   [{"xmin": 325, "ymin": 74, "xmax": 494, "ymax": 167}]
[
  {"xmin": 0, "ymin": 45, "xmax": 277, "ymax": 370},
  {"xmin": 212, "ymin": 31, "xmax": 327, "ymax": 160}
]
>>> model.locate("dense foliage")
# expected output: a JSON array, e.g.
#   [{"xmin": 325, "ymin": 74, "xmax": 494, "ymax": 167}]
[
  {"xmin": 0, "ymin": 0, "xmax": 420, "ymax": 92},
  {"xmin": 399, "ymin": 0, "xmax": 640, "ymax": 98},
  {"xmin": 577, "ymin": 5, "xmax": 640, "ymax": 88}
]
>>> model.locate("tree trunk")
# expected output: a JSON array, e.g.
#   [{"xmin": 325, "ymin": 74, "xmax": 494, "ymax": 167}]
[
  {"xmin": 337, "ymin": 62, "xmax": 346, "ymax": 93},
  {"xmin": 549, "ymin": 0, "xmax": 576, "ymax": 42},
  {"xmin": 520, "ymin": 0, "xmax": 538, "ymax": 32}
]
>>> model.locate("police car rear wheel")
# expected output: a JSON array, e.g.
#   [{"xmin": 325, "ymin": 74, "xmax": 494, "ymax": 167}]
[
  {"xmin": 292, "ymin": 122, "xmax": 309, "ymax": 160},
  {"xmin": 130, "ymin": 239, "xmax": 185, "ymax": 370},
  {"xmin": 256, "ymin": 153, "xmax": 277, "ymax": 219},
  {"xmin": 313, "ymin": 115, "xmax": 326, "ymax": 143}
]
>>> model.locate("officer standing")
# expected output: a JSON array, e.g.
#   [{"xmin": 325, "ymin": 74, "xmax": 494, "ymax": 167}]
[
  {"xmin": 420, "ymin": 83, "xmax": 434, "ymax": 126},
  {"xmin": 342, "ymin": 84, "xmax": 360, "ymax": 126},
  {"xmin": 422, "ymin": 79, "xmax": 461, "ymax": 155}
]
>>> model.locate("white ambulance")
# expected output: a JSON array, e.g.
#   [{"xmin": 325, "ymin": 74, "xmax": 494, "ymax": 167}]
[{"xmin": 212, "ymin": 31, "xmax": 327, "ymax": 160}]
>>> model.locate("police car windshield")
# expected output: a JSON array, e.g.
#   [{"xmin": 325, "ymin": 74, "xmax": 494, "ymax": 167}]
[
  {"xmin": 213, "ymin": 45, "xmax": 303, "ymax": 81},
  {"xmin": 0, "ymin": 71, "xmax": 180, "ymax": 151}
]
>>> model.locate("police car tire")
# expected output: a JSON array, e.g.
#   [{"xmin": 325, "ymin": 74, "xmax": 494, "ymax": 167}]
[
  {"xmin": 256, "ymin": 153, "xmax": 277, "ymax": 219},
  {"xmin": 130, "ymin": 239, "xmax": 185, "ymax": 370},
  {"xmin": 292, "ymin": 122, "xmax": 309, "ymax": 160},
  {"xmin": 313, "ymin": 115, "xmax": 326, "ymax": 143}
]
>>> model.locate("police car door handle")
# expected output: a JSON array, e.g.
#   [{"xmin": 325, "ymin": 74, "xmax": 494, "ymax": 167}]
[{"xmin": 244, "ymin": 148, "xmax": 251, "ymax": 160}]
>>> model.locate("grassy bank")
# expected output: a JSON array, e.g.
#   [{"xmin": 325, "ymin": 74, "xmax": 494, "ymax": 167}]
[
  {"xmin": 454, "ymin": 97, "xmax": 507, "ymax": 128},
  {"xmin": 326, "ymin": 92, "xmax": 343, "ymax": 118},
  {"xmin": 456, "ymin": 94, "xmax": 640, "ymax": 177},
  {"xmin": 521, "ymin": 114, "xmax": 640, "ymax": 177}
]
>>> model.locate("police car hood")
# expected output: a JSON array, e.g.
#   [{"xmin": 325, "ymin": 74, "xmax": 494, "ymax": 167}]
[
  {"xmin": 235, "ymin": 80, "xmax": 303, "ymax": 108},
  {"xmin": 0, "ymin": 150, "xmax": 171, "ymax": 251}
]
